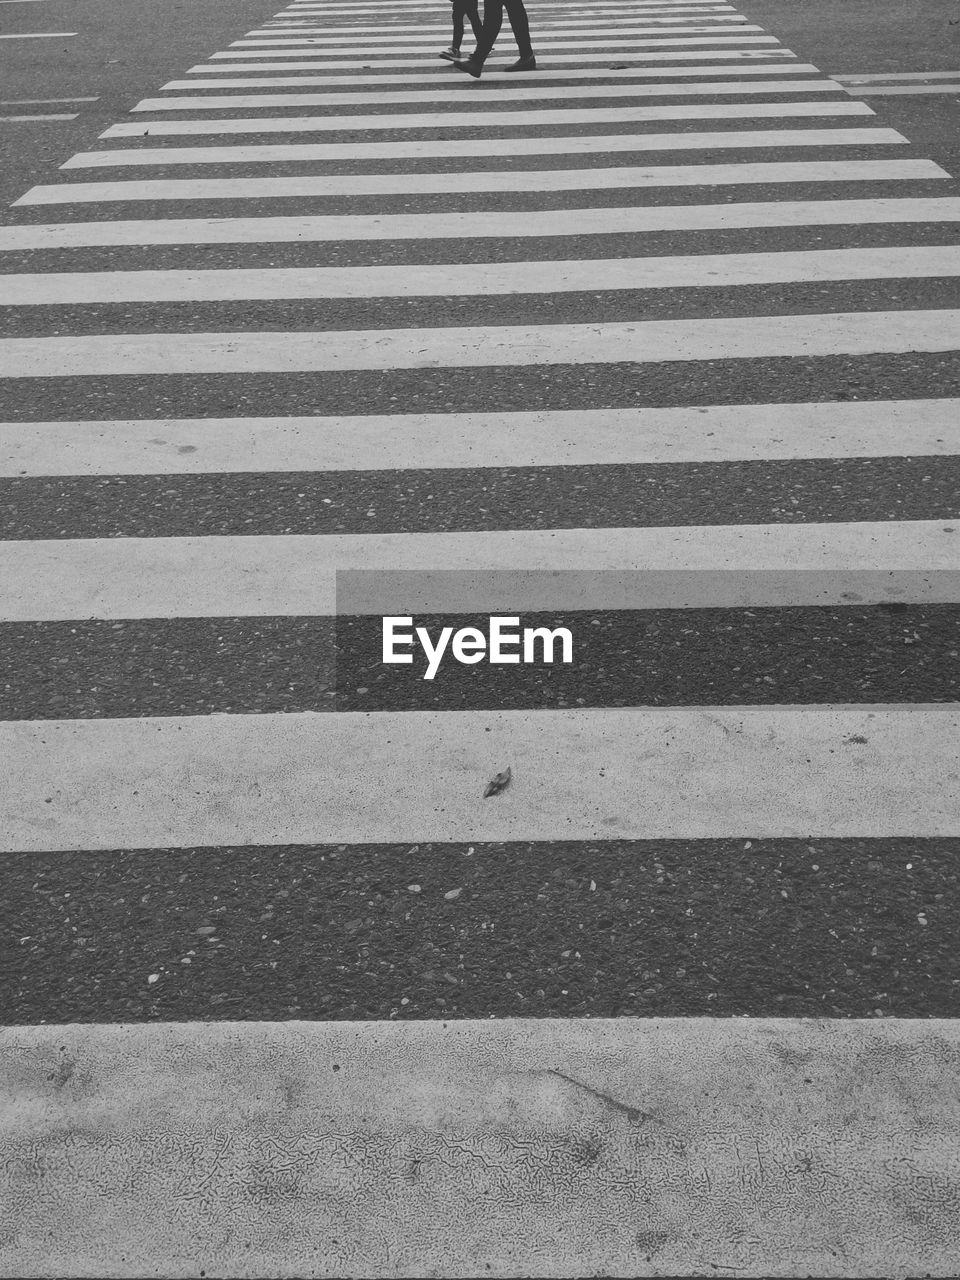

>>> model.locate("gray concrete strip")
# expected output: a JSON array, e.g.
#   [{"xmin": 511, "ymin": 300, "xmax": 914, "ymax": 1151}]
[
  {"xmin": 16, "ymin": 158, "xmax": 947, "ymax": 205},
  {"xmin": 82, "ymin": 117, "xmax": 886, "ymax": 150},
  {"xmin": 1, "ymin": 197, "xmax": 957, "ymax": 251},
  {"xmin": 834, "ymin": 71, "xmax": 960, "ymax": 81},
  {"xmin": 8, "ymin": 244, "xmax": 951, "ymax": 305},
  {"xmin": 115, "ymin": 90, "xmax": 854, "ymax": 117},
  {"xmin": 841, "ymin": 84, "xmax": 960, "ymax": 96},
  {"xmin": 3, "ymin": 702, "xmax": 958, "ymax": 849},
  {"xmin": 2, "ymin": 1016, "xmax": 960, "ymax": 1277},
  {"xmin": 1, "ymin": 398, "xmax": 954, "ymax": 474},
  {"xmin": 177, "ymin": 61, "xmax": 825, "ymax": 76},
  {"xmin": 1, "ymin": 309, "xmax": 957, "ymax": 376},
  {"xmin": 1, "ymin": 522, "xmax": 957, "ymax": 619}
]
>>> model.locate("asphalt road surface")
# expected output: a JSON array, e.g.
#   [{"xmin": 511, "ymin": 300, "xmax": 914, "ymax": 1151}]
[{"xmin": 1, "ymin": 0, "xmax": 959, "ymax": 1274}]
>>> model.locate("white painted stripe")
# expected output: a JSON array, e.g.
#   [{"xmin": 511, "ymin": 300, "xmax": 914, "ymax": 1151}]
[
  {"xmin": 286, "ymin": 1, "xmax": 717, "ymax": 6},
  {"xmin": 119, "ymin": 95, "xmax": 860, "ymax": 123},
  {"xmin": 834, "ymin": 70, "xmax": 960, "ymax": 81},
  {"xmin": 275, "ymin": 10, "xmax": 745, "ymax": 20},
  {"xmin": 225, "ymin": 40, "xmax": 774, "ymax": 59},
  {"xmin": 843, "ymin": 84, "xmax": 960, "ymax": 95},
  {"xmin": 239, "ymin": 24, "xmax": 751, "ymax": 37},
  {"xmin": 91, "ymin": 119, "xmax": 885, "ymax": 152},
  {"xmin": 282, "ymin": 15, "xmax": 737, "ymax": 22},
  {"xmin": 290, "ymin": 2, "xmax": 738, "ymax": 9},
  {"xmin": 290, "ymin": 6, "xmax": 730, "ymax": 12},
  {"xmin": 279, "ymin": 9, "xmax": 712, "ymax": 15},
  {"xmin": 9, "ymin": 196, "xmax": 957, "ymax": 251},
  {"xmin": 251, "ymin": 18, "xmax": 755, "ymax": 32},
  {"xmin": 3, "ymin": 400, "xmax": 955, "ymax": 476},
  {"xmin": 288, "ymin": 1, "xmax": 737, "ymax": 7},
  {"xmin": 2, "ymin": 523, "xmax": 956, "ymax": 622},
  {"xmin": 18, "ymin": 159, "xmax": 946, "ymax": 205},
  {"xmin": 230, "ymin": 32, "xmax": 772, "ymax": 47},
  {"xmin": 0, "ymin": 112, "xmax": 76, "ymax": 121},
  {"xmin": 2, "ymin": 308, "xmax": 959, "ymax": 378},
  {"xmin": 282, "ymin": 4, "xmax": 736, "ymax": 9},
  {"xmin": 336, "ymin": 568, "xmax": 960, "ymax": 616},
  {"xmin": 122, "ymin": 90, "xmax": 855, "ymax": 119},
  {"xmin": 243, "ymin": 23, "xmax": 761, "ymax": 37},
  {"xmin": 12, "ymin": 1019, "xmax": 958, "ymax": 1280},
  {"xmin": 180, "ymin": 62, "xmax": 827, "ymax": 79},
  {"xmin": 167, "ymin": 71, "xmax": 836, "ymax": 92},
  {"xmin": 270, "ymin": 8, "xmax": 749, "ymax": 15},
  {"xmin": 10, "ymin": 246, "xmax": 954, "ymax": 305},
  {"xmin": 271, "ymin": 8, "xmax": 751, "ymax": 16},
  {"xmin": 288, "ymin": 0, "xmax": 740, "ymax": 7},
  {"xmin": 288, "ymin": 0, "xmax": 729, "ymax": 7},
  {"xmin": 0, "ymin": 95, "xmax": 98, "ymax": 103},
  {"xmin": 287, "ymin": 4, "xmax": 717, "ymax": 12},
  {"xmin": 268, "ymin": 19, "xmax": 747, "ymax": 29},
  {"xmin": 5, "ymin": 703, "xmax": 958, "ymax": 849},
  {"xmin": 208, "ymin": 47, "xmax": 797, "ymax": 62},
  {"xmin": 273, "ymin": 5, "xmax": 745, "ymax": 12},
  {"xmin": 253, "ymin": 14, "xmax": 743, "ymax": 27},
  {"xmin": 288, "ymin": 3, "xmax": 733, "ymax": 11},
  {"xmin": 294, "ymin": 5, "xmax": 696, "ymax": 11},
  {"xmin": 284, "ymin": 4, "xmax": 730, "ymax": 10},
  {"xmin": 0, "ymin": 29, "xmax": 75, "ymax": 36},
  {"xmin": 289, "ymin": 0, "xmax": 734, "ymax": 7}
]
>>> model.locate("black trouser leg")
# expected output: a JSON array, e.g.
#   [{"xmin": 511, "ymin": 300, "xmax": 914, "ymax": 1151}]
[
  {"xmin": 450, "ymin": 3, "xmax": 465, "ymax": 47},
  {"xmin": 461, "ymin": 0, "xmax": 483, "ymax": 42},
  {"xmin": 502, "ymin": 0, "xmax": 533, "ymax": 58},
  {"xmin": 473, "ymin": 0, "xmax": 504, "ymax": 62}
]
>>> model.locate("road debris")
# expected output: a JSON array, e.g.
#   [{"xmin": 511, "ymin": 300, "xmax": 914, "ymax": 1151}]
[{"xmin": 484, "ymin": 765, "xmax": 512, "ymax": 798}]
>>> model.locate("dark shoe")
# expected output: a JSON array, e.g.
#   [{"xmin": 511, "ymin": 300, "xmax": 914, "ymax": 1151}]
[
  {"xmin": 453, "ymin": 53, "xmax": 484, "ymax": 77},
  {"xmin": 439, "ymin": 45, "xmax": 461, "ymax": 60},
  {"xmin": 506, "ymin": 53, "xmax": 536, "ymax": 71}
]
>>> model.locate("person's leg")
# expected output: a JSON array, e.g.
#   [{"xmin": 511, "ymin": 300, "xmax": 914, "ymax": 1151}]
[
  {"xmin": 453, "ymin": 0, "xmax": 502, "ymax": 74},
  {"xmin": 450, "ymin": 0, "xmax": 465, "ymax": 48},
  {"xmin": 462, "ymin": 0, "xmax": 483, "ymax": 43},
  {"xmin": 501, "ymin": 0, "xmax": 533, "ymax": 59},
  {"xmin": 472, "ymin": 0, "xmax": 504, "ymax": 61},
  {"xmin": 440, "ymin": 0, "xmax": 466, "ymax": 58}
]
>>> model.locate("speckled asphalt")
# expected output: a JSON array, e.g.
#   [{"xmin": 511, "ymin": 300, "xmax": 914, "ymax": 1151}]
[
  {"xmin": 1, "ymin": 0, "xmax": 959, "ymax": 1033},
  {"xmin": 8, "ymin": 839, "xmax": 960, "ymax": 1024}
]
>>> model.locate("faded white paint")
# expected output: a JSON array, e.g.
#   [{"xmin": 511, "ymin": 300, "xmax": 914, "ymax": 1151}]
[
  {"xmin": 179, "ymin": 61, "xmax": 824, "ymax": 77},
  {"xmin": 6, "ymin": 245, "xmax": 953, "ymax": 304},
  {"xmin": 207, "ymin": 45, "xmax": 794, "ymax": 60},
  {"xmin": 93, "ymin": 115, "xmax": 880, "ymax": 149},
  {"xmin": 3, "ymin": 1018, "xmax": 960, "ymax": 1276},
  {"xmin": 2, "ymin": 309, "xmax": 957, "ymax": 375},
  {"xmin": 1, "ymin": 521, "xmax": 956, "ymax": 620},
  {"xmin": 2, "ymin": 399, "xmax": 954, "ymax": 475},
  {"xmin": 3, "ymin": 703, "xmax": 958, "ymax": 849},
  {"xmin": 16, "ymin": 159, "xmax": 949, "ymax": 204},
  {"xmin": 6, "ymin": 198, "xmax": 959, "ymax": 249},
  {"xmin": 133, "ymin": 82, "xmax": 849, "ymax": 111}
]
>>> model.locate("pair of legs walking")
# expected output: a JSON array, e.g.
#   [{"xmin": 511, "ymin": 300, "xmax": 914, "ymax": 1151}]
[
  {"xmin": 452, "ymin": 0, "xmax": 535, "ymax": 75},
  {"xmin": 442, "ymin": 0, "xmax": 482, "ymax": 57}
]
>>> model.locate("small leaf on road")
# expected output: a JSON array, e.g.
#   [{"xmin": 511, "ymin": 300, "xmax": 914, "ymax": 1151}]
[{"xmin": 484, "ymin": 765, "xmax": 512, "ymax": 798}]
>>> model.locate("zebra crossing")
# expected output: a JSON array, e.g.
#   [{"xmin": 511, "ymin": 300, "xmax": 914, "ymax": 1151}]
[{"xmin": 2, "ymin": 0, "xmax": 960, "ymax": 1274}]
